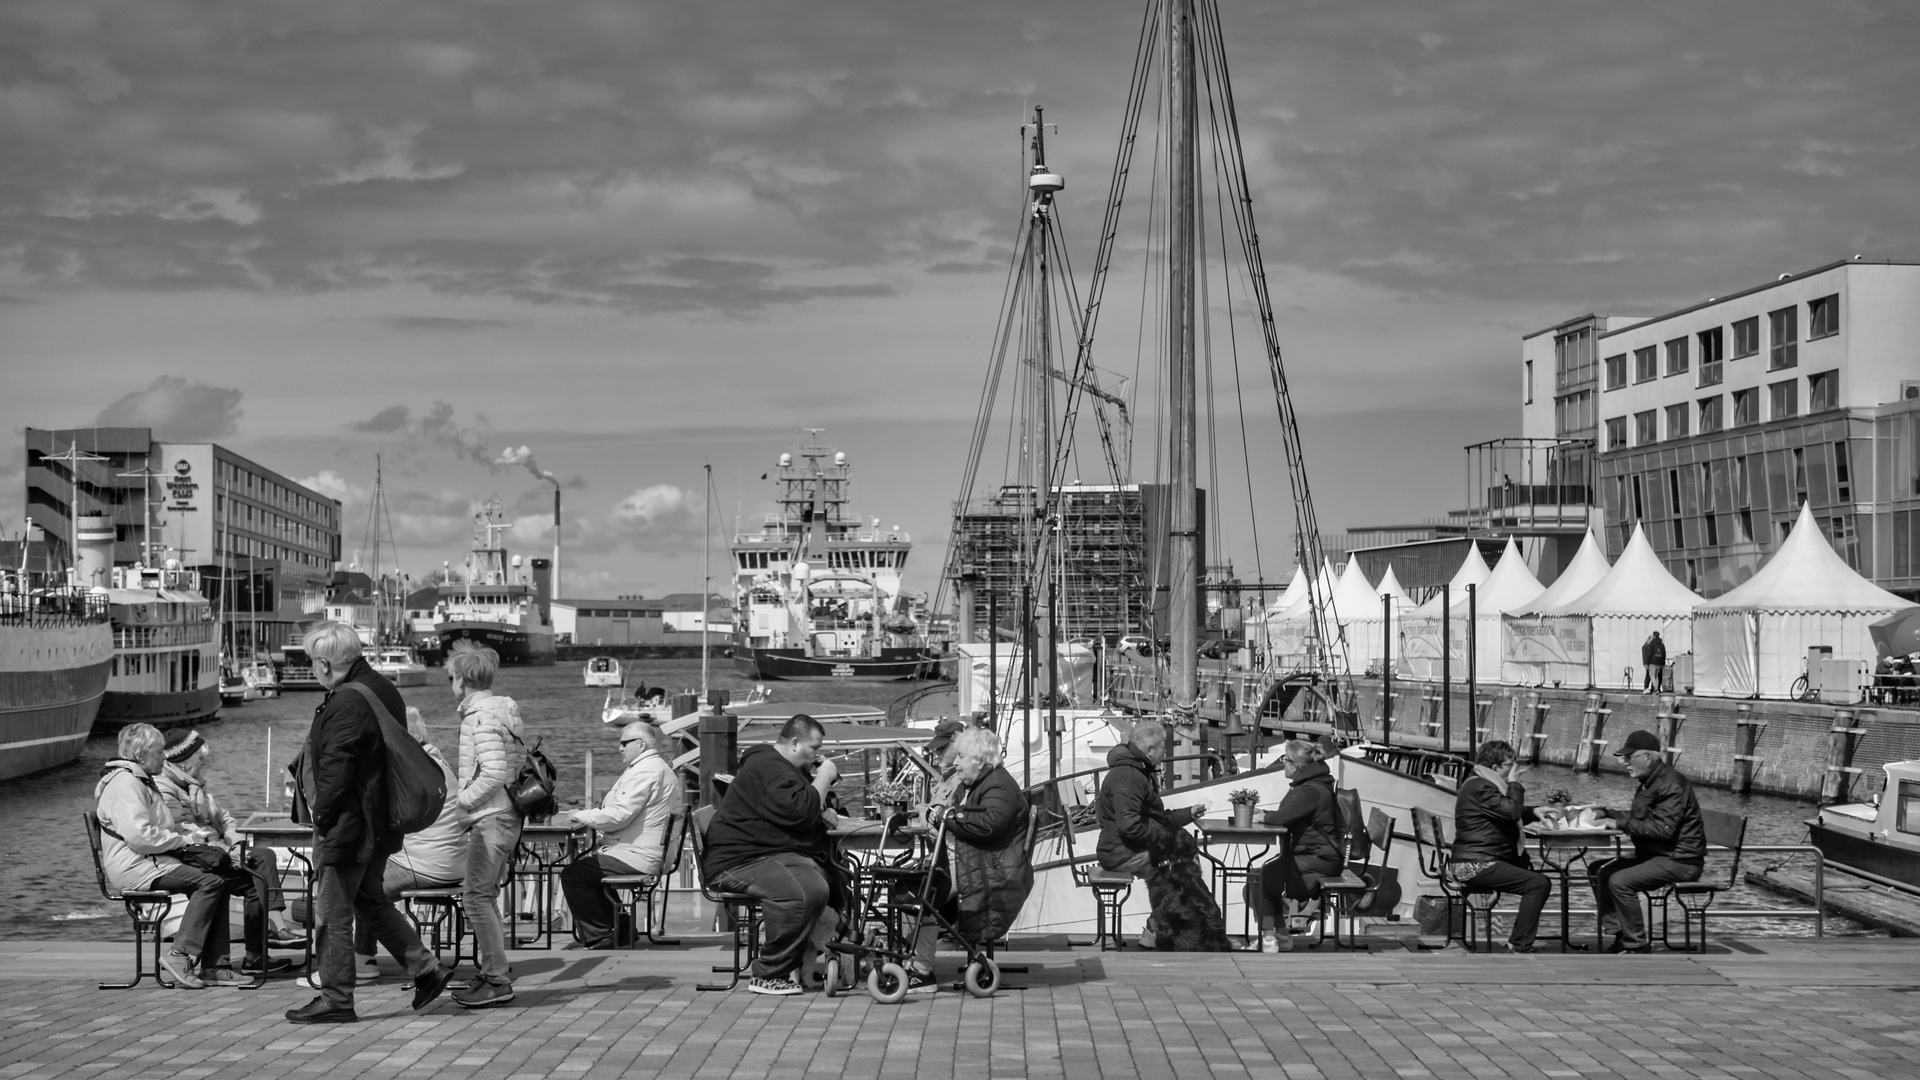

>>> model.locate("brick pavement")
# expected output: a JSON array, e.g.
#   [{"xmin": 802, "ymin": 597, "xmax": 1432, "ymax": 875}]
[{"xmin": 1, "ymin": 939, "xmax": 1916, "ymax": 1080}]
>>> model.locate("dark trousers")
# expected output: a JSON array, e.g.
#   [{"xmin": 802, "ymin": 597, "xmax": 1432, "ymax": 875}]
[
  {"xmin": 315, "ymin": 854, "xmax": 438, "ymax": 1008},
  {"xmin": 150, "ymin": 866, "xmax": 231, "ymax": 966},
  {"xmin": 712, "ymin": 852, "xmax": 829, "ymax": 980},
  {"xmin": 560, "ymin": 851, "xmax": 644, "ymax": 948},
  {"xmin": 1588, "ymin": 854, "xmax": 1702, "ymax": 948},
  {"xmin": 1257, "ymin": 852, "xmax": 1343, "ymax": 921},
  {"xmin": 1460, "ymin": 861, "xmax": 1552, "ymax": 949}
]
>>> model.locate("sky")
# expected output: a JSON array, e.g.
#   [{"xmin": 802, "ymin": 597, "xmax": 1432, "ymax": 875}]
[{"xmin": 4, "ymin": 0, "xmax": 1918, "ymax": 602}]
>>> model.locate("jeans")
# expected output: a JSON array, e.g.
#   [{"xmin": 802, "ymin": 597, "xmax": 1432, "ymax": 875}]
[
  {"xmin": 560, "ymin": 852, "xmax": 643, "ymax": 948},
  {"xmin": 314, "ymin": 854, "xmax": 438, "ymax": 1008},
  {"xmin": 354, "ymin": 863, "xmax": 462, "ymax": 956},
  {"xmin": 150, "ymin": 866, "xmax": 231, "ymax": 967},
  {"xmin": 1588, "ymin": 854, "xmax": 1702, "ymax": 947},
  {"xmin": 1460, "ymin": 860, "xmax": 1553, "ymax": 949},
  {"xmin": 464, "ymin": 812, "xmax": 523, "ymax": 985},
  {"xmin": 712, "ymin": 852, "xmax": 829, "ymax": 980}
]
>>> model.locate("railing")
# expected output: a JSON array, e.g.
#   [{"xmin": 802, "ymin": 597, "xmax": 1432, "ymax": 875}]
[{"xmin": 0, "ymin": 588, "xmax": 111, "ymax": 626}]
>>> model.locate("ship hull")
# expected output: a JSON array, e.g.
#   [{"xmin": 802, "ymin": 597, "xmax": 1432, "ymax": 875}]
[
  {"xmin": 1808, "ymin": 820, "xmax": 1920, "ymax": 890},
  {"xmin": 96, "ymin": 686, "xmax": 222, "ymax": 729},
  {"xmin": 438, "ymin": 622, "xmax": 556, "ymax": 666},
  {"xmin": 732, "ymin": 647, "xmax": 932, "ymax": 681},
  {"xmin": 0, "ymin": 620, "xmax": 114, "ymax": 781}
]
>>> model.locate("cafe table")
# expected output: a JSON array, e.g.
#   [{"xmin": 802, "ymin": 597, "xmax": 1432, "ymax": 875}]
[
  {"xmin": 235, "ymin": 814, "xmax": 316, "ymax": 971},
  {"xmin": 513, "ymin": 816, "xmax": 591, "ymax": 949},
  {"xmin": 1522, "ymin": 822, "xmax": 1627, "ymax": 951},
  {"xmin": 1193, "ymin": 817, "xmax": 1289, "ymax": 939}
]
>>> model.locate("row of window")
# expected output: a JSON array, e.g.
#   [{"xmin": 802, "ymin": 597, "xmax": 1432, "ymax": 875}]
[
  {"xmin": 576, "ymin": 608, "xmax": 663, "ymax": 618},
  {"xmin": 216, "ymin": 459, "xmax": 337, "ymax": 527},
  {"xmin": 1605, "ymin": 371, "xmax": 1839, "ymax": 449},
  {"xmin": 1598, "ymin": 294, "xmax": 1838, "ymax": 392}
]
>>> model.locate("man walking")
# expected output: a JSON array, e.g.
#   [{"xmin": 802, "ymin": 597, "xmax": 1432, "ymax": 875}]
[{"xmin": 286, "ymin": 621, "xmax": 453, "ymax": 1024}]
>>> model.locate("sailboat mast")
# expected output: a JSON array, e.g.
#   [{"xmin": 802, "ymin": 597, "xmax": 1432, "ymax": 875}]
[
  {"xmin": 1167, "ymin": 0, "xmax": 1199, "ymax": 706},
  {"xmin": 1030, "ymin": 109, "xmax": 1055, "ymax": 711}
]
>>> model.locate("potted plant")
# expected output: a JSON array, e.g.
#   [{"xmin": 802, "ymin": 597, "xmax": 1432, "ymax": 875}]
[
  {"xmin": 868, "ymin": 779, "xmax": 916, "ymax": 820},
  {"xmin": 1228, "ymin": 788, "xmax": 1260, "ymax": 828}
]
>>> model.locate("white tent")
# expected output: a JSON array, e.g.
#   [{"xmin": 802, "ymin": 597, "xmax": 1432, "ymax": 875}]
[
  {"xmin": 1464, "ymin": 539, "xmax": 1546, "ymax": 681},
  {"xmin": 1538, "ymin": 524, "xmax": 1701, "ymax": 691},
  {"xmin": 1694, "ymin": 503, "xmax": 1916, "ymax": 698},
  {"xmin": 1376, "ymin": 565, "xmax": 1413, "ymax": 608},
  {"xmin": 1502, "ymin": 529, "xmax": 1614, "ymax": 686},
  {"xmin": 1325, "ymin": 555, "xmax": 1391, "ymax": 674},
  {"xmin": 1398, "ymin": 544, "xmax": 1492, "ymax": 680},
  {"xmin": 1265, "ymin": 565, "xmax": 1309, "ymax": 615},
  {"xmin": 1264, "ymin": 559, "xmax": 1337, "ymax": 667}
]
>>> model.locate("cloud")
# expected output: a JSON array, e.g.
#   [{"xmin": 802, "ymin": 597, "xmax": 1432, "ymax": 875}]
[
  {"xmin": 349, "ymin": 405, "xmax": 413, "ymax": 433},
  {"xmin": 607, "ymin": 483, "xmax": 702, "ymax": 546},
  {"xmin": 346, "ymin": 401, "xmax": 495, "ymax": 469},
  {"xmin": 93, "ymin": 375, "xmax": 244, "ymax": 440},
  {"xmin": 298, "ymin": 469, "xmax": 369, "ymax": 506}
]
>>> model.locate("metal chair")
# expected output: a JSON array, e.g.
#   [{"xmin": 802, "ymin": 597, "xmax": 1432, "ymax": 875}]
[
  {"xmin": 1409, "ymin": 806, "xmax": 1501, "ymax": 951},
  {"xmin": 601, "ymin": 810, "xmax": 688, "ymax": 947},
  {"xmin": 1316, "ymin": 807, "xmax": 1396, "ymax": 950},
  {"xmin": 82, "ymin": 812, "xmax": 177, "ymax": 989},
  {"xmin": 399, "ymin": 886, "xmax": 471, "ymax": 970},
  {"xmin": 1055, "ymin": 780, "xmax": 1134, "ymax": 950},
  {"xmin": 1650, "ymin": 809, "xmax": 1748, "ymax": 952},
  {"xmin": 689, "ymin": 804, "xmax": 763, "ymax": 990}
]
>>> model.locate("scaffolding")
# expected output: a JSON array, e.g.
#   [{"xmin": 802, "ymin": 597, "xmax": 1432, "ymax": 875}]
[{"xmin": 949, "ymin": 484, "xmax": 1150, "ymax": 643}]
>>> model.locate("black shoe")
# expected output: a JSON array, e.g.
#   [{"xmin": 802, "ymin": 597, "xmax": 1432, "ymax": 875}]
[
  {"xmin": 1501, "ymin": 943, "xmax": 1537, "ymax": 955},
  {"xmin": 286, "ymin": 996, "xmax": 358, "ymax": 1024},
  {"xmin": 452, "ymin": 981, "xmax": 515, "ymax": 1009},
  {"xmin": 241, "ymin": 955, "xmax": 295, "ymax": 975},
  {"xmin": 411, "ymin": 965, "xmax": 453, "ymax": 1011},
  {"xmin": 1606, "ymin": 938, "xmax": 1652, "ymax": 954}
]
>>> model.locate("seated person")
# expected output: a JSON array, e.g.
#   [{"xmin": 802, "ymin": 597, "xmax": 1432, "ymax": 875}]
[
  {"xmin": 154, "ymin": 729, "xmax": 304, "ymax": 970},
  {"xmin": 703, "ymin": 714, "xmax": 842, "ymax": 996},
  {"xmin": 1587, "ymin": 729, "xmax": 1706, "ymax": 953},
  {"xmin": 911, "ymin": 726, "xmax": 1032, "ymax": 990},
  {"xmin": 1448, "ymin": 740, "xmax": 1552, "ymax": 953},
  {"xmin": 1252, "ymin": 739, "xmax": 1343, "ymax": 953},
  {"xmin": 94, "ymin": 723, "xmax": 241, "ymax": 988},
  {"xmin": 561, "ymin": 721, "xmax": 679, "ymax": 948},
  {"xmin": 1094, "ymin": 719, "xmax": 1230, "ymax": 951}
]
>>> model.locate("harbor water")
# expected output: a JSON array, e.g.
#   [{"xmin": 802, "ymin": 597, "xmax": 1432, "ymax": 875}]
[{"xmin": 0, "ymin": 660, "xmax": 1872, "ymax": 940}]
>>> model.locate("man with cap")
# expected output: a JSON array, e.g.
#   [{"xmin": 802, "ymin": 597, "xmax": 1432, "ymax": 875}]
[
  {"xmin": 1587, "ymin": 729, "xmax": 1707, "ymax": 952},
  {"xmin": 560, "ymin": 721, "xmax": 679, "ymax": 949}
]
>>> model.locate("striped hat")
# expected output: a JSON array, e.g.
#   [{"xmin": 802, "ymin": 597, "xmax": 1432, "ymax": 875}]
[{"xmin": 163, "ymin": 728, "xmax": 207, "ymax": 763}]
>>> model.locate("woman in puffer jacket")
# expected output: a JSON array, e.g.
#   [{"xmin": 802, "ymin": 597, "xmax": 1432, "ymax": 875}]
[{"xmin": 447, "ymin": 643, "xmax": 527, "ymax": 1009}]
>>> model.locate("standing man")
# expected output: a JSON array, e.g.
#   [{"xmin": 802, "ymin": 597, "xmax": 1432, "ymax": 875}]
[
  {"xmin": 287, "ymin": 622, "xmax": 452, "ymax": 1024},
  {"xmin": 561, "ymin": 721, "xmax": 680, "ymax": 949},
  {"xmin": 446, "ymin": 642, "xmax": 528, "ymax": 1009},
  {"xmin": 1588, "ymin": 729, "xmax": 1706, "ymax": 953},
  {"xmin": 1641, "ymin": 631, "xmax": 1667, "ymax": 694}
]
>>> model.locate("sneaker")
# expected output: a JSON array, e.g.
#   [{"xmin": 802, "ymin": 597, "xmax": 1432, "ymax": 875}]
[
  {"xmin": 1259, "ymin": 930, "xmax": 1286, "ymax": 954},
  {"xmin": 355, "ymin": 958, "xmax": 380, "ymax": 985},
  {"xmin": 161, "ymin": 951, "xmax": 205, "ymax": 989},
  {"xmin": 204, "ymin": 966, "xmax": 245, "ymax": 987},
  {"xmin": 285, "ymin": 995, "xmax": 358, "ymax": 1024},
  {"xmin": 268, "ymin": 929, "xmax": 309, "ymax": 950},
  {"xmin": 241, "ymin": 955, "xmax": 294, "ymax": 975},
  {"xmin": 411, "ymin": 965, "xmax": 453, "ymax": 1011},
  {"xmin": 905, "ymin": 969, "xmax": 938, "ymax": 995},
  {"xmin": 748, "ymin": 976, "xmax": 802, "ymax": 996},
  {"xmin": 451, "ymin": 980, "xmax": 515, "ymax": 1009}
]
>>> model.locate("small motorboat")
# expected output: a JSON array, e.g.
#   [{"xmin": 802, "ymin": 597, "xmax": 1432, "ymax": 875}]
[
  {"xmin": 368, "ymin": 646, "xmax": 429, "ymax": 688},
  {"xmin": 218, "ymin": 664, "xmax": 248, "ymax": 707},
  {"xmin": 583, "ymin": 656, "xmax": 623, "ymax": 688},
  {"xmin": 1809, "ymin": 758, "xmax": 1920, "ymax": 889},
  {"xmin": 240, "ymin": 660, "xmax": 280, "ymax": 700}
]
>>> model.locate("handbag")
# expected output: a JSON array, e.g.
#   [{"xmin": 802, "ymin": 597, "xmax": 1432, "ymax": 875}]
[
  {"xmin": 506, "ymin": 731, "xmax": 559, "ymax": 820},
  {"xmin": 173, "ymin": 843, "xmax": 234, "ymax": 873}
]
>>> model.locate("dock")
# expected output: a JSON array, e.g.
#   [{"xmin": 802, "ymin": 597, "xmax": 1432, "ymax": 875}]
[
  {"xmin": 1746, "ymin": 866, "xmax": 1920, "ymax": 937},
  {"xmin": 4, "ymin": 935, "xmax": 1918, "ymax": 1079}
]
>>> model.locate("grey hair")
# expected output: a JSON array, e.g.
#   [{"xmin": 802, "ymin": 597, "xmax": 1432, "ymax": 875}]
[
  {"xmin": 302, "ymin": 621, "xmax": 363, "ymax": 664},
  {"xmin": 446, "ymin": 642, "xmax": 499, "ymax": 689},
  {"xmin": 951, "ymin": 726, "xmax": 1002, "ymax": 769},
  {"xmin": 1129, "ymin": 719, "xmax": 1167, "ymax": 749},
  {"xmin": 1281, "ymin": 738, "xmax": 1325, "ymax": 764},
  {"xmin": 118, "ymin": 723, "xmax": 163, "ymax": 762}
]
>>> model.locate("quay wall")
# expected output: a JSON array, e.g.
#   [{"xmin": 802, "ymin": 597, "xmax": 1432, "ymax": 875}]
[{"xmin": 555, "ymin": 644, "xmax": 719, "ymax": 662}]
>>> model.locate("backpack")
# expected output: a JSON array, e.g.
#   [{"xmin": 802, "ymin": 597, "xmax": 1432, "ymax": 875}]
[
  {"xmin": 1333, "ymin": 786, "xmax": 1369, "ymax": 864},
  {"xmin": 342, "ymin": 681, "xmax": 447, "ymax": 834},
  {"xmin": 506, "ymin": 731, "xmax": 559, "ymax": 820}
]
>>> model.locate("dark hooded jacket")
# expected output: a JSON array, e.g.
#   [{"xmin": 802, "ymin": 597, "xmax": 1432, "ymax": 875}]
[
  {"xmin": 1095, "ymin": 744, "xmax": 1196, "ymax": 870},
  {"xmin": 1618, "ymin": 759, "xmax": 1707, "ymax": 863},
  {"xmin": 1451, "ymin": 770, "xmax": 1533, "ymax": 865},
  {"xmin": 945, "ymin": 764, "xmax": 1032, "ymax": 941},
  {"xmin": 301, "ymin": 658, "xmax": 407, "ymax": 866},
  {"xmin": 1262, "ymin": 759, "xmax": 1342, "ymax": 874},
  {"xmin": 703, "ymin": 743, "xmax": 829, "ymax": 878}
]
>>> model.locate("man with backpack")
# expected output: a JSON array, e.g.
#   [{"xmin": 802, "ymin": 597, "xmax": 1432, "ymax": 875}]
[
  {"xmin": 287, "ymin": 622, "xmax": 453, "ymax": 1024},
  {"xmin": 446, "ymin": 641, "xmax": 529, "ymax": 1009}
]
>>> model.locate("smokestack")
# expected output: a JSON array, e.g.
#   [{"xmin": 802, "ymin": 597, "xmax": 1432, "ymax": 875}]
[
  {"xmin": 552, "ymin": 486, "xmax": 561, "ymax": 603},
  {"xmin": 530, "ymin": 557, "xmax": 553, "ymax": 623},
  {"xmin": 75, "ymin": 514, "xmax": 115, "ymax": 588}
]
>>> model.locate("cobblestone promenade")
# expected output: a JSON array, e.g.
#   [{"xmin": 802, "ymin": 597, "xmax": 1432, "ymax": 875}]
[{"xmin": 2, "ymin": 937, "xmax": 1916, "ymax": 1080}]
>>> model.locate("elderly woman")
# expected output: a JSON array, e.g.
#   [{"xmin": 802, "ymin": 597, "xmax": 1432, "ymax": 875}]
[
  {"xmin": 1451, "ymin": 739, "xmax": 1551, "ymax": 953},
  {"xmin": 905, "ymin": 726, "xmax": 1033, "ymax": 991},
  {"xmin": 447, "ymin": 642, "xmax": 527, "ymax": 1009},
  {"xmin": 94, "ymin": 723, "xmax": 239, "ymax": 987},
  {"xmin": 1254, "ymin": 739, "xmax": 1343, "ymax": 953}
]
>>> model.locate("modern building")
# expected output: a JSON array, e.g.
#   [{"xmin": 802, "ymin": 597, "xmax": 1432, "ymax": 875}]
[{"xmin": 24, "ymin": 428, "xmax": 342, "ymax": 652}]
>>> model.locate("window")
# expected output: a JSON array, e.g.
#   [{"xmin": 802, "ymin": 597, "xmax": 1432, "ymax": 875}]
[
  {"xmin": 1665, "ymin": 337, "xmax": 1689, "ymax": 376},
  {"xmin": 1605, "ymin": 416, "xmax": 1627, "ymax": 450},
  {"xmin": 1554, "ymin": 390, "xmax": 1595, "ymax": 436},
  {"xmin": 1524, "ymin": 359, "xmax": 1534, "ymax": 404},
  {"xmin": 1634, "ymin": 410, "xmax": 1658, "ymax": 445},
  {"xmin": 1604, "ymin": 353, "xmax": 1627, "ymax": 390},
  {"xmin": 1553, "ymin": 327, "xmax": 1597, "ymax": 390},
  {"xmin": 1732, "ymin": 388, "xmax": 1759, "ymax": 426},
  {"xmin": 1808, "ymin": 369, "xmax": 1838, "ymax": 412},
  {"xmin": 1835, "ymin": 440, "xmax": 1852, "ymax": 501},
  {"xmin": 1698, "ymin": 396, "xmax": 1724, "ymax": 434},
  {"xmin": 1698, "ymin": 327, "xmax": 1724, "ymax": 365},
  {"xmin": 1770, "ymin": 379, "xmax": 1799, "ymax": 420},
  {"xmin": 1808, "ymin": 293, "xmax": 1839, "ymax": 339},
  {"xmin": 1665, "ymin": 403, "xmax": 1690, "ymax": 440},
  {"xmin": 1698, "ymin": 358, "xmax": 1722, "ymax": 387},
  {"xmin": 1732, "ymin": 317, "xmax": 1759, "ymax": 359},
  {"xmin": 1634, "ymin": 346, "xmax": 1658, "ymax": 383},
  {"xmin": 1768, "ymin": 306, "xmax": 1798, "ymax": 369}
]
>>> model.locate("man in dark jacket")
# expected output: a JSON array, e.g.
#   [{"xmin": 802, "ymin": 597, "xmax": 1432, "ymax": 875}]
[
  {"xmin": 1449, "ymin": 740, "xmax": 1551, "ymax": 953},
  {"xmin": 1095, "ymin": 719, "xmax": 1228, "ymax": 951},
  {"xmin": 1588, "ymin": 729, "xmax": 1706, "ymax": 953},
  {"xmin": 1642, "ymin": 632, "xmax": 1668, "ymax": 693},
  {"xmin": 704, "ymin": 714, "xmax": 840, "ymax": 996},
  {"xmin": 286, "ymin": 622, "xmax": 452, "ymax": 1024}
]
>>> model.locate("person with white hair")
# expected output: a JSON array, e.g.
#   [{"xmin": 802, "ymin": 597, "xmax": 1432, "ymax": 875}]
[
  {"xmin": 446, "ymin": 641, "xmax": 528, "ymax": 1008},
  {"xmin": 905, "ymin": 724, "xmax": 1031, "ymax": 992},
  {"xmin": 560, "ymin": 721, "xmax": 680, "ymax": 949}
]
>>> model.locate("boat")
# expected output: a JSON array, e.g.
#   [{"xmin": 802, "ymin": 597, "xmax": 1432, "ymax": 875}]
[
  {"xmin": 730, "ymin": 433, "xmax": 934, "ymax": 681},
  {"xmin": 431, "ymin": 501, "xmax": 557, "ymax": 666},
  {"xmin": 94, "ymin": 561, "xmax": 222, "ymax": 729},
  {"xmin": 239, "ymin": 658, "xmax": 279, "ymax": 699},
  {"xmin": 1809, "ymin": 759, "xmax": 1920, "ymax": 890},
  {"xmin": 583, "ymin": 656, "xmax": 623, "ymax": 688},
  {"xmin": 368, "ymin": 645, "xmax": 429, "ymax": 688},
  {"xmin": 218, "ymin": 662, "xmax": 248, "ymax": 707},
  {"xmin": 0, "ymin": 570, "xmax": 114, "ymax": 781}
]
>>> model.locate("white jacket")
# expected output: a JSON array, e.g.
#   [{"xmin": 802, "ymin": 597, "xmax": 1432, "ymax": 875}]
[
  {"xmin": 93, "ymin": 759, "xmax": 188, "ymax": 893},
  {"xmin": 457, "ymin": 690, "xmax": 526, "ymax": 820},
  {"xmin": 572, "ymin": 747, "xmax": 679, "ymax": 875},
  {"xmin": 390, "ymin": 743, "xmax": 468, "ymax": 884}
]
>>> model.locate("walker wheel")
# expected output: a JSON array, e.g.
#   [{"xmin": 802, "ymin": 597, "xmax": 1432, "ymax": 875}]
[
  {"xmin": 963, "ymin": 957, "xmax": 1000, "ymax": 998},
  {"xmin": 868, "ymin": 961, "xmax": 909, "ymax": 1005},
  {"xmin": 823, "ymin": 957, "xmax": 843, "ymax": 999}
]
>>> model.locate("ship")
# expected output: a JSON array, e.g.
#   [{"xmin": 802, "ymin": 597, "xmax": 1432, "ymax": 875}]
[
  {"xmin": 730, "ymin": 433, "xmax": 933, "ymax": 681},
  {"xmin": 431, "ymin": 502, "xmax": 556, "ymax": 666},
  {"xmin": 0, "ymin": 572, "xmax": 113, "ymax": 781},
  {"xmin": 1808, "ymin": 759, "xmax": 1920, "ymax": 890},
  {"xmin": 94, "ymin": 561, "xmax": 222, "ymax": 729}
]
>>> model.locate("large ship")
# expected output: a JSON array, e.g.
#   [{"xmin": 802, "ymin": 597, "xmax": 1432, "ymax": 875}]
[
  {"xmin": 94, "ymin": 561, "xmax": 222, "ymax": 729},
  {"xmin": 731, "ymin": 434, "xmax": 932, "ymax": 681},
  {"xmin": 430, "ymin": 502, "xmax": 556, "ymax": 666},
  {"xmin": 0, "ymin": 572, "xmax": 114, "ymax": 781}
]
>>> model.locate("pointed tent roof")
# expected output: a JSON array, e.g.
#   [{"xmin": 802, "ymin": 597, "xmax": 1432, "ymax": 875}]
[
  {"xmin": 1275, "ymin": 558, "xmax": 1339, "ymax": 621},
  {"xmin": 1376, "ymin": 564, "xmax": 1413, "ymax": 606},
  {"xmin": 1550, "ymin": 523, "xmax": 1701, "ymax": 616},
  {"xmin": 1698, "ymin": 502, "xmax": 1915, "ymax": 614},
  {"xmin": 1472, "ymin": 537, "xmax": 1546, "ymax": 614},
  {"xmin": 1510, "ymin": 528, "xmax": 1612, "ymax": 617},
  {"xmin": 1265, "ymin": 565, "xmax": 1309, "ymax": 614},
  {"xmin": 1326, "ymin": 555, "xmax": 1384, "ymax": 622},
  {"xmin": 1411, "ymin": 543, "xmax": 1492, "ymax": 618}
]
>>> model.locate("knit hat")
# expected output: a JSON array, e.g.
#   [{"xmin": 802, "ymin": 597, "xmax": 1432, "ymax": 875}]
[{"xmin": 163, "ymin": 728, "xmax": 206, "ymax": 763}]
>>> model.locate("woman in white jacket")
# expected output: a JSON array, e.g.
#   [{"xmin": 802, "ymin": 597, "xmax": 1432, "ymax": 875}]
[
  {"xmin": 447, "ymin": 643, "xmax": 527, "ymax": 1009},
  {"xmin": 559, "ymin": 721, "xmax": 680, "ymax": 948}
]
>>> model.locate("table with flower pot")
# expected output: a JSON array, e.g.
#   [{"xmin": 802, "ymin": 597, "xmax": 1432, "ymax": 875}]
[{"xmin": 1194, "ymin": 817, "xmax": 1290, "ymax": 939}]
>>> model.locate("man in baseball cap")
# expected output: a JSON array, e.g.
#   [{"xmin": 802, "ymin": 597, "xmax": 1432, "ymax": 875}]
[{"xmin": 1587, "ymin": 730, "xmax": 1707, "ymax": 952}]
